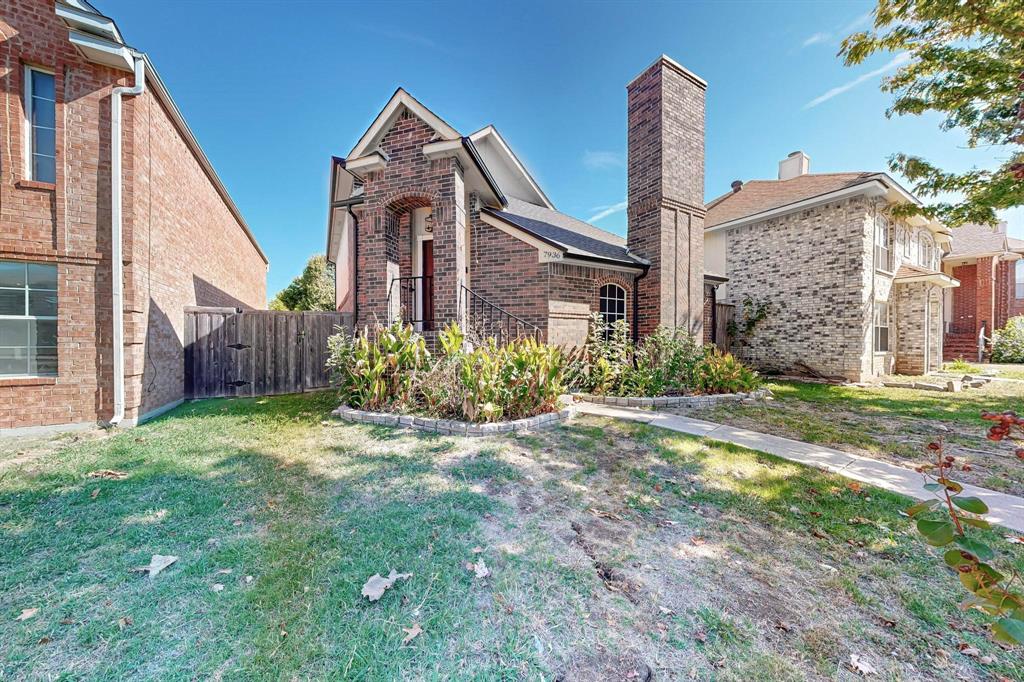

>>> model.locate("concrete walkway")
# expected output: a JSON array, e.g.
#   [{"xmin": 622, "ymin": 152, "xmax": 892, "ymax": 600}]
[{"xmin": 576, "ymin": 402, "xmax": 1024, "ymax": 534}]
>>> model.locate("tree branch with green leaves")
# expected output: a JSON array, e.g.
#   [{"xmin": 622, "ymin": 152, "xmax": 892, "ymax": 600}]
[{"xmin": 840, "ymin": 0, "xmax": 1024, "ymax": 226}]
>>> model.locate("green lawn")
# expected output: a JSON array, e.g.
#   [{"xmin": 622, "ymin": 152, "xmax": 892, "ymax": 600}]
[
  {"xmin": 689, "ymin": 379, "xmax": 1024, "ymax": 495},
  {"xmin": 2, "ymin": 393, "xmax": 1023, "ymax": 680}
]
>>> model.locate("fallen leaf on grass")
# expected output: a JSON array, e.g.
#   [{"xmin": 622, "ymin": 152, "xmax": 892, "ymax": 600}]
[
  {"xmin": 957, "ymin": 643, "xmax": 980, "ymax": 657},
  {"xmin": 849, "ymin": 654, "xmax": 877, "ymax": 675},
  {"xmin": 693, "ymin": 630, "xmax": 707, "ymax": 643},
  {"xmin": 773, "ymin": 620, "xmax": 792, "ymax": 632},
  {"xmin": 465, "ymin": 559, "xmax": 490, "ymax": 579},
  {"xmin": 211, "ymin": 583, "xmax": 225, "ymax": 592},
  {"xmin": 90, "ymin": 488, "xmax": 100, "ymax": 499},
  {"xmin": 132, "ymin": 554, "xmax": 178, "ymax": 577},
  {"xmin": 215, "ymin": 568, "xmax": 233, "ymax": 575},
  {"xmin": 846, "ymin": 482, "xmax": 863, "ymax": 495},
  {"xmin": 361, "ymin": 569, "xmax": 412, "ymax": 602},
  {"xmin": 245, "ymin": 575, "xmax": 254, "ymax": 585},
  {"xmin": 588, "ymin": 507, "xmax": 623, "ymax": 521},
  {"xmin": 37, "ymin": 636, "xmax": 51, "ymax": 645},
  {"xmin": 59, "ymin": 618, "xmax": 75, "ymax": 625},
  {"xmin": 811, "ymin": 529, "xmax": 829, "ymax": 540},
  {"xmin": 118, "ymin": 616, "xmax": 133, "ymax": 630},
  {"xmin": 690, "ymin": 536, "xmax": 706, "ymax": 546},
  {"xmin": 471, "ymin": 546, "xmax": 484, "ymax": 554},
  {"xmin": 15, "ymin": 608, "xmax": 38, "ymax": 621},
  {"xmin": 401, "ymin": 622, "xmax": 422, "ymax": 645},
  {"xmin": 88, "ymin": 470, "xmax": 128, "ymax": 480},
  {"xmin": 1006, "ymin": 536, "xmax": 1024, "ymax": 544},
  {"xmin": 875, "ymin": 615, "xmax": 896, "ymax": 629}
]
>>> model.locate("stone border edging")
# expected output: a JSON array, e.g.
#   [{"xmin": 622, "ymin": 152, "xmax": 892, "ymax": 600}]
[
  {"xmin": 331, "ymin": 405, "xmax": 575, "ymax": 436},
  {"xmin": 575, "ymin": 388, "xmax": 770, "ymax": 409}
]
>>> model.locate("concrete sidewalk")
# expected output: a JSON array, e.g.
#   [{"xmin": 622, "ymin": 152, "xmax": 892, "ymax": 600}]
[{"xmin": 576, "ymin": 402, "xmax": 1024, "ymax": 534}]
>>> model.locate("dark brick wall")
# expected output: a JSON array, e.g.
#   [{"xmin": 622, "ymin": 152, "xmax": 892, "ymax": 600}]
[
  {"xmin": 626, "ymin": 56, "xmax": 705, "ymax": 338},
  {"xmin": 468, "ymin": 219, "xmax": 548, "ymax": 333}
]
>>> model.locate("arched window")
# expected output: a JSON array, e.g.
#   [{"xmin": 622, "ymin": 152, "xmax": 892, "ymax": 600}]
[{"xmin": 599, "ymin": 283, "xmax": 626, "ymax": 334}]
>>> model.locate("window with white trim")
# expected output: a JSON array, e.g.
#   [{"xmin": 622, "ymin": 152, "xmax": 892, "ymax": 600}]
[
  {"xmin": 24, "ymin": 67, "xmax": 56, "ymax": 184},
  {"xmin": 873, "ymin": 301, "xmax": 889, "ymax": 352},
  {"xmin": 1016, "ymin": 260, "xmax": 1024, "ymax": 300},
  {"xmin": 599, "ymin": 283, "xmax": 626, "ymax": 337},
  {"xmin": 919, "ymin": 233, "xmax": 934, "ymax": 269},
  {"xmin": 0, "ymin": 262, "xmax": 57, "ymax": 377},
  {"xmin": 874, "ymin": 215, "xmax": 891, "ymax": 272}
]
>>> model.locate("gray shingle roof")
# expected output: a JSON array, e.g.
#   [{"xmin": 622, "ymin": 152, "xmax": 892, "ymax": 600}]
[
  {"xmin": 944, "ymin": 223, "xmax": 1017, "ymax": 258},
  {"xmin": 486, "ymin": 197, "xmax": 647, "ymax": 267}
]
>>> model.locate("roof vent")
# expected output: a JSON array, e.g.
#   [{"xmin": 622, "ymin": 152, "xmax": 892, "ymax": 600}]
[
  {"xmin": 778, "ymin": 151, "xmax": 810, "ymax": 180},
  {"xmin": 730, "ymin": 180, "xmax": 743, "ymax": 193}
]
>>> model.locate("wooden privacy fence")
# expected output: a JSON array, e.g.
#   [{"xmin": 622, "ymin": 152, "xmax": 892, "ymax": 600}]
[
  {"xmin": 714, "ymin": 303, "xmax": 734, "ymax": 353},
  {"xmin": 184, "ymin": 307, "xmax": 351, "ymax": 399}
]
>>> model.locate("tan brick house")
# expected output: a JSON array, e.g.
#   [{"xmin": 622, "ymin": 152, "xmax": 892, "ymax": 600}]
[
  {"xmin": 327, "ymin": 55, "xmax": 707, "ymax": 346},
  {"xmin": 1, "ymin": 0, "xmax": 267, "ymax": 433},
  {"xmin": 941, "ymin": 221, "xmax": 1024, "ymax": 360},
  {"xmin": 704, "ymin": 152, "xmax": 958, "ymax": 382}
]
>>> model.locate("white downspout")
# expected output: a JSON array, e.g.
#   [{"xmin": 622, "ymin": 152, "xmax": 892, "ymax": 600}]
[{"xmin": 109, "ymin": 55, "xmax": 146, "ymax": 426}]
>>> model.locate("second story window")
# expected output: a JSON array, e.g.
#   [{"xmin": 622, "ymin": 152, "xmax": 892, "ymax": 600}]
[
  {"xmin": 24, "ymin": 67, "xmax": 56, "ymax": 184},
  {"xmin": 919, "ymin": 234, "xmax": 934, "ymax": 269},
  {"xmin": 874, "ymin": 215, "xmax": 891, "ymax": 272}
]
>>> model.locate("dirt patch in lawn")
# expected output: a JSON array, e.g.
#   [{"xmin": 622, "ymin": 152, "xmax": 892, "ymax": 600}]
[{"xmin": 679, "ymin": 379, "xmax": 1024, "ymax": 496}]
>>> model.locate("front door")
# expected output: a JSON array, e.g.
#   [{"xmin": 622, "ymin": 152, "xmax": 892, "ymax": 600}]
[{"xmin": 421, "ymin": 239, "xmax": 434, "ymax": 330}]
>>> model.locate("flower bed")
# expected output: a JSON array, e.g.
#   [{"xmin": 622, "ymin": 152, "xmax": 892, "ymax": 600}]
[
  {"xmin": 576, "ymin": 388, "xmax": 771, "ymax": 409},
  {"xmin": 332, "ymin": 404, "xmax": 575, "ymax": 436}
]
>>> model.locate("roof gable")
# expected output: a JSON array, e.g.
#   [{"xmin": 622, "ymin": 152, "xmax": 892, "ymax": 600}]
[
  {"xmin": 347, "ymin": 89, "xmax": 460, "ymax": 160},
  {"xmin": 705, "ymin": 173, "xmax": 879, "ymax": 228},
  {"xmin": 469, "ymin": 126, "xmax": 553, "ymax": 209}
]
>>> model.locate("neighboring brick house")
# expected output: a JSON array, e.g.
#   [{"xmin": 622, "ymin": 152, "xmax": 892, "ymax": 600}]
[
  {"xmin": 1, "ymin": 0, "xmax": 267, "ymax": 433},
  {"xmin": 704, "ymin": 152, "xmax": 958, "ymax": 382},
  {"xmin": 941, "ymin": 221, "xmax": 1024, "ymax": 360},
  {"xmin": 326, "ymin": 55, "xmax": 708, "ymax": 346}
]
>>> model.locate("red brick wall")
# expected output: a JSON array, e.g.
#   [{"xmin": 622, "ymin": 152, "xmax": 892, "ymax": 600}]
[
  {"xmin": 976, "ymin": 256, "xmax": 996, "ymax": 335},
  {"xmin": 0, "ymin": 0, "xmax": 265, "ymax": 430},
  {"xmin": 950, "ymin": 263, "xmax": 978, "ymax": 333},
  {"xmin": 626, "ymin": 57, "xmax": 705, "ymax": 337},
  {"xmin": 355, "ymin": 111, "xmax": 458, "ymax": 327},
  {"xmin": 468, "ymin": 218, "xmax": 548, "ymax": 334}
]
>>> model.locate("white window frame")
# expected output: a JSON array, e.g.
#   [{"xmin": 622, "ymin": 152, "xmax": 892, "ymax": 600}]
[
  {"xmin": 1016, "ymin": 260, "xmax": 1024, "ymax": 300},
  {"xmin": 23, "ymin": 65, "xmax": 56, "ymax": 183},
  {"xmin": 0, "ymin": 261, "xmax": 58, "ymax": 377},
  {"xmin": 873, "ymin": 301, "xmax": 890, "ymax": 353},
  {"xmin": 599, "ymin": 283, "xmax": 627, "ymax": 336},
  {"xmin": 874, "ymin": 215, "xmax": 892, "ymax": 273}
]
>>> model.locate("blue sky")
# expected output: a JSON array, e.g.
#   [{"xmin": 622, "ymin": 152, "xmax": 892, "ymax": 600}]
[{"xmin": 99, "ymin": 0, "xmax": 1022, "ymax": 300}]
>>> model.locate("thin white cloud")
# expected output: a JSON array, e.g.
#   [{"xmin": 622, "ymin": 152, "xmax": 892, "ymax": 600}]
[
  {"xmin": 839, "ymin": 11, "xmax": 873, "ymax": 35},
  {"xmin": 802, "ymin": 32, "xmax": 831, "ymax": 47},
  {"xmin": 588, "ymin": 201, "xmax": 628, "ymax": 223},
  {"xmin": 803, "ymin": 52, "xmax": 911, "ymax": 109},
  {"xmin": 801, "ymin": 11, "xmax": 873, "ymax": 49},
  {"xmin": 583, "ymin": 150, "xmax": 624, "ymax": 171}
]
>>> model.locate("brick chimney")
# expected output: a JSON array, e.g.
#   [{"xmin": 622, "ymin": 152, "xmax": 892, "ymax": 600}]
[{"xmin": 626, "ymin": 55, "xmax": 707, "ymax": 337}]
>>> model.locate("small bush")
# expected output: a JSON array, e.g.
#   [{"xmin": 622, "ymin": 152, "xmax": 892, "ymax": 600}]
[
  {"xmin": 693, "ymin": 347, "xmax": 762, "ymax": 394},
  {"xmin": 326, "ymin": 322, "xmax": 564, "ymax": 423},
  {"xmin": 943, "ymin": 358, "xmax": 981, "ymax": 373},
  {"xmin": 565, "ymin": 315, "xmax": 759, "ymax": 397},
  {"xmin": 991, "ymin": 316, "xmax": 1024, "ymax": 363}
]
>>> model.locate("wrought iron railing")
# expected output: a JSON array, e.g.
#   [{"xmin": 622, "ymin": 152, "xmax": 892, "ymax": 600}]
[
  {"xmin": 459, "ymin": 285, "xmax": 541, "ymax": 342},
  {"xmin": 386, "ymin": 275, "xmax": 434, "ymax": 329}
]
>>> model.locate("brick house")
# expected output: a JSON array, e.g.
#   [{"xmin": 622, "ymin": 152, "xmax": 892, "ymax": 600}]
[
  {"xmin": 0, "ymin": 0, "xmax": 267, "ymax": 433},
  {"xmin": 326, "ymin": 55, "xmax": 707, "ymax": 346},
  {"xmin": 704, "ymin": 152, "xmax": 958, "ymax": 382},
  {"xmin": 941, "ymin": 221, "xmax": 1024, "ymax": 360}
]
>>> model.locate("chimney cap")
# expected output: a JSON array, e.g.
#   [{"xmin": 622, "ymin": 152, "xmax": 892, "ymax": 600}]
[
  {"xmin": 787, "ymin": 150, "xmax": 803, "ymax": 158},
  {"xmin": 730, "ymin": 180, "xmax": 743, "ymax": 192}
]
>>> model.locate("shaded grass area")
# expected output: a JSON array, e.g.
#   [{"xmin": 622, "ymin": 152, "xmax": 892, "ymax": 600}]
[
  {"xmin": 2, "ymin": 393, "xmax": 1023, "ymax": 679},
  {"xmin": 687, "ymin": 379, "xmax": 1024, "ymax": 494}
]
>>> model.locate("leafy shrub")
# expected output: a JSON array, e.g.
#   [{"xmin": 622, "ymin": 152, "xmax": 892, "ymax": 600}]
[
  {"xmin": 990, "ymin": 316, "xmax": 1024, "ymax": 363},
  {"xmin": 326, "ymin": 322, "xmax": 564, "ymax": 423},
  {"xmin": 326, "ymin": 322, "xmax": 430, "ymax": 410},
  {"xmin": 692, "ymin": 348, "xmax": 762, "ymax": 394},
  {"xmin": 944, "ymin": 358, "xmax": 981, "ymax": 373},
  {"xmin": 565, "ymin": 315, "xmax": 759, "ymax": 397}
]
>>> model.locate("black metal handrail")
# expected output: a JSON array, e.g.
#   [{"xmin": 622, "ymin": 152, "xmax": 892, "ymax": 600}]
[
  {"xmin": 386, "ymin": 275, "xmax": 434, "ymax": 328},
  {"xmin": 459, "ymin": 284, "xmax": 541, "ymax": 342}
]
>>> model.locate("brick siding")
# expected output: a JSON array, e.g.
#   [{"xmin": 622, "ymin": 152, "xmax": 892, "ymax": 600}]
[
  {"xmin": 626, "ymin": 57, "xmax": 705, "ymax": 337},
  {"xmin": 0, "ymin": 0, "xmax": 265, "ymax": 430}
]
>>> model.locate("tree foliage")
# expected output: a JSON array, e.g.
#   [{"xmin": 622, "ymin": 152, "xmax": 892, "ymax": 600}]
[
  {"xmin": 840, "ymin": 0, "xmax": 1024, "ymax": 226},
  {"xmin": 269, "ymin": 254, "xmax": 335, "ymax": 311}
]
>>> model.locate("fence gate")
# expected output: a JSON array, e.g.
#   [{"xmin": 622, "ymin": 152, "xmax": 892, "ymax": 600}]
[{"xmin": 184, "ymin": 308, "xmax": 350, "ymax": 399}]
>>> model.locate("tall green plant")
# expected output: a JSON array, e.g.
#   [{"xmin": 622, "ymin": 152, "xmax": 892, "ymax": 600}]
[{"xmin": 326, "ymin": 322, "xmax": 430, "ymax": 410}]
